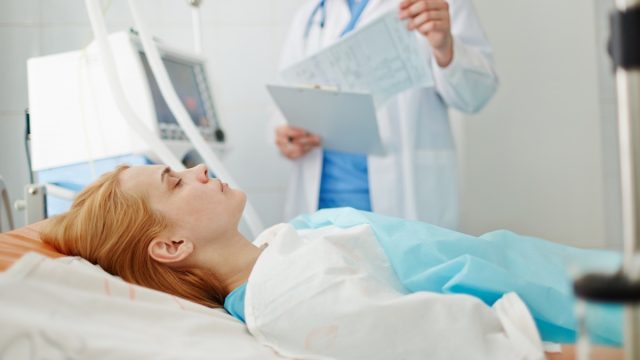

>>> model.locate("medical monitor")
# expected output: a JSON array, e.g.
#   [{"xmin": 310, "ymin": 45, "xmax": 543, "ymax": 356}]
[
  {"xmin": 28, "ymin": 30, "xmax": 225, "ymax": 172},
  {"xmin": 138, "ymin": 51, "xmax": 223, "ymax": 143}
]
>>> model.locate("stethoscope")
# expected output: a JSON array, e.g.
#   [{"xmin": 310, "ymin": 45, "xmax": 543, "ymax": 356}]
[{"xmin": 304, "ymin": 0, "xmax": 371, "ymax": 39}]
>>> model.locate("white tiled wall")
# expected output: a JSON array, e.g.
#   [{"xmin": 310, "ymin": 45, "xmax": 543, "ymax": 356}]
[
  {"xmin": 0, "ymin": 0, "xmax": 299, "ymax": 229},
  {"xmin": 0, "ymin": 0, "xmax": 39, "ymax": 229},
  {"xmin": 457, "ymin": 0, "xmax": 619, "ymax": 248},
  {"xmin": 0, "ymin": 0, "xmax": 39, "ymax": 24},
  {"xmin": 0, "ymin": 28, "xmax": 39, "ymax": 111}
]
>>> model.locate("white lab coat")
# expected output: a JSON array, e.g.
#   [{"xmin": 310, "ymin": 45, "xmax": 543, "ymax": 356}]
[
  {"xmin": 245, "ymin": 223, "xmax": 545, "ymax": 360},
  {"xmin": 278, "ymin": 0, "xmax": 498, "ymax": 228}
]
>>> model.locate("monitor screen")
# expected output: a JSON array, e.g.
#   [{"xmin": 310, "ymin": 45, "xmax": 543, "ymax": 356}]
[{"xmin": 139, "ymin": 52, "xmax": 220, "ymax": 141}]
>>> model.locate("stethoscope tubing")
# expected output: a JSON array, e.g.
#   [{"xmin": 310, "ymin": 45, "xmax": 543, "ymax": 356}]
[{"xmin": 303, "ymin": 0, "xmax": 370, "ymax": 39}]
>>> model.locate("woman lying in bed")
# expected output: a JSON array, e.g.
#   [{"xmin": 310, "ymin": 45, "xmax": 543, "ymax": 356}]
[{"xmin": 42, "ymin": 164, "xmax": 622, "ymax": 360}]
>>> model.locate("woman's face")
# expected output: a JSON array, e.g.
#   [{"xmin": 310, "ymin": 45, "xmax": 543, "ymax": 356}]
[{"xmin": 119, "ymin": 164, "xmax": 246, "ymax": 245}]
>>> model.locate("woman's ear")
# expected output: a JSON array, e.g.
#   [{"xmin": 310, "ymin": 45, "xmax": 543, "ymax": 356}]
[{"xmin": 148, "ymin": 237, "xmax": 194, "ymax": 264}]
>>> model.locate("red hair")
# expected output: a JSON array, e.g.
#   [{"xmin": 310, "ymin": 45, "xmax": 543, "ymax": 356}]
[{"xmin": 41, "ymin": 165, "xmax": 225, "ymax": 308}]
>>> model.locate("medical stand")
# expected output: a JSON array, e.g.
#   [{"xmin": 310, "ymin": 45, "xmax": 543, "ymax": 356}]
[
  {"xmin": 13, "ymin": 108, "xmax": 49, "ymax": 225},
  {"xmin": 186, "ymin": 0, "xmax": 223, "ymax": 143},
  {"xmin": 188, "ymin": 0, "xmax": 203, "ymax": 55},
  {"xmin": 573, "ymin": 0, "xmax": 640, "ymax": 359}
]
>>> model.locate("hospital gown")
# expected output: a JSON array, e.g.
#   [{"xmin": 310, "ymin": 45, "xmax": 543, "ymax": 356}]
[{"xmin": 240, "ymin": 208, "xmax": 621, "ymax": 359}]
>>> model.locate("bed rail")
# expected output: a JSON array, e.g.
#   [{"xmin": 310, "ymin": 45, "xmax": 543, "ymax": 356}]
[{"xmin": 0, "ymin": 176, "xmax": 15, "ymax": 232}]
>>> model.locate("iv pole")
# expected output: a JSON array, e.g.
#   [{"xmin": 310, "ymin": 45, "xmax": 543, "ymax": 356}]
[
  {"xmin": 614, "ymin": 0, "xmax": 640, "ymax": 357},
  {"xmin": 572, "ymin": 0, "xmax": 640, "ymax": 359}
]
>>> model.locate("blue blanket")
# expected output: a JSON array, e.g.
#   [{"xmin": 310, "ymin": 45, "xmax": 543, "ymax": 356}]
[{"xmin": 290, "ymin": 208, "xmax": 622, "ymax": 345}]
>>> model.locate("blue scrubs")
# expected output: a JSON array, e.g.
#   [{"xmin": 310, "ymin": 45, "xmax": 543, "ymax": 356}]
[
  {"xmin": 224, "ymin": 282, "xmax": 247, "ymax": 322},
  {"xmin": 318, "ymin": 0, "xmax": 372, "ymax": 212},
  {"xmin": 318, "ymin": 150, "xmax": 371, "ymax": 210}
]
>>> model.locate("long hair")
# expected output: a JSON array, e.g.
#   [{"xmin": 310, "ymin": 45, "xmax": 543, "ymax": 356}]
[{"xmin": 41, "ymin": 165, "xmax": 225, "ymax": 308}]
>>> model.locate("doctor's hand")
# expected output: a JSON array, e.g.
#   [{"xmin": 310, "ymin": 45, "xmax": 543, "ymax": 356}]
[
  {"xmin": 275, "ymin": 125, "xmax": 322, "ymax": 160},
  {"xmin": 399, "ymin": 0, "xmax": 454, "ymax": 68}
]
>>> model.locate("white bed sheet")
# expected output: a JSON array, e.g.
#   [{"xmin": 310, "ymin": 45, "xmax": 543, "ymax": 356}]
[{"xmin": 0, "ymin": 252, "xmax": 287, "ymax": 360}]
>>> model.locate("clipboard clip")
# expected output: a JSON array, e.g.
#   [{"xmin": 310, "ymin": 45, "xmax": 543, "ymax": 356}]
[{"xmin": 300, "ymin": 83, "xmax": 340, "ymax": 92}]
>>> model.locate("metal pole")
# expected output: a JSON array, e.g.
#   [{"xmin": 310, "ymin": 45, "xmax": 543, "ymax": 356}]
[
  {"xmin": 614, "ymin": 0, "xmax": 640, "ymax": 358},
  {"xmin": 0, "ymin": 176, "xmax": 14, "ymax": 231},
  {"xmin": 188, "ymin": 0, "xmax": 203, "ymax": 55},
  {"xmin": 617, "ymin": 69, "xmax": 640, "ymax": 269}
]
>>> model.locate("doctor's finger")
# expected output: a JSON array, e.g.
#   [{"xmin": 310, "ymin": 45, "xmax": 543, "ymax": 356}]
[
  {"xmin": 278, "ymin": 141, "xmax": 298, "ymax": 158},
  {"xmin": 276, "ymin": 125, "xmax": 307, "ymax": 139},
  {"xmin": 400, "ymin": 0, "xmax": 448, "ymax": 18},
  {"xmin": 275, "ymin": 135, "xmax": 294, "ymax": 151},
  {"xmin": 275, "ymin": 141, "xmax": 290, "ymax": 156},
  {"xmin": 276, "ymin": 129, "xmax": 305, "ymax": 147},
  {"xmin": 418, "ymin": 20, "xmax": 449, "ymax": 35},
  {"xmin": 275, "ymin": 136, "xmax": 292, "ymax": 148},
  {"xmin": 298, "ymin": 142, "xmax": 319, "ymax": 154},
  {"xmin": 276, "ymin": 134, "xmax": 300, "ymax": 148},
  {"xmin": 308, "ymin": 135, "xmax": 322, "ymax": 146},
  {"xmin": 295, "ymin": 134, "xmax": 321, "ymax": 146},
  {"xmin": 409, "ymin": 10, "xmax": 448, "ymax": 30},
  {"xmin": 286, "ymin": 144, "xmax": 308, "ymax": 159},
  {"xmin": 399, "ymin": 0, "xmax": 422, "ymax": 10},
  {"xmin": 301, "ymin": 142, "xmax": 320, "ymax": 153}
]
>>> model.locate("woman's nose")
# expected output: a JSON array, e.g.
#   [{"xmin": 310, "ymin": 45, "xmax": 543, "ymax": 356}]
[{"xmin": 193, "ymin": 164, "xmax": 209, "ymax": 184}]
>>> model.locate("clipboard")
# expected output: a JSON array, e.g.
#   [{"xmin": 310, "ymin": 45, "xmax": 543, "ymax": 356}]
[{"xmin": 267, "ymin": 84, "xmax": 385, "ymax": 155}]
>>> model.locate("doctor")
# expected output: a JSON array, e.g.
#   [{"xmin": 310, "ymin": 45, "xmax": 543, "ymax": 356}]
[{"xmin": 274, "ymin": 0, "xmax": 498, "ymax": 228}]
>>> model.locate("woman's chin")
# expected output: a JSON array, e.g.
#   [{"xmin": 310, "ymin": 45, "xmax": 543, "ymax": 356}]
[{"xmin": 238, "ymin": 191, "xmax": 248, "ymax": 210}]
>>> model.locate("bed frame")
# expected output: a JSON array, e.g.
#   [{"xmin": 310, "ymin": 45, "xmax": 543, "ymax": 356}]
[
  {"xmin": 0, "ymin": 220, "xmax": 61, "ymax": 272},
  {"xmin": 0, "ymin": 176, "xmax": 14, "ymax": 232}
]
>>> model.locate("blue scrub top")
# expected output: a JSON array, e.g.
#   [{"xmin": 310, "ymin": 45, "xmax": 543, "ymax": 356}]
[
  {"xmin": 319, "ymin": 150, "xmax": 371, "ymax": 211},
  {"xmin": 224, "ymin": 282, "xmax": 247, "ymax": 322},
  {"xmin": 318, "ymin": 0, "xmax": 372, "ymax": 212}
]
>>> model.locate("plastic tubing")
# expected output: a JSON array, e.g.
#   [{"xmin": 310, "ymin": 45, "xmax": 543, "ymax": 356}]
[
  {"xmin": 126, "ymin": 0, "xmax": 264, "ymax": 237},
  {"xmin": 191, "ymin": 4, "xmax": 202, "ymax": 55},
  {"xmin": 84, "ymin": 0, "xmax": 184, "ymax": 171}
]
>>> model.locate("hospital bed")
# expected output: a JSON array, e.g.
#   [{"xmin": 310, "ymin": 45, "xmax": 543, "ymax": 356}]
[
  {"xmin": 3, "ymin": 0, "xmax": 637, "ymax": 357},
  {"xmin": 0, "ymin": 203, "xmax": 630, "ymax": 360},
  {"xmin": 0, "ymin": 221, "xmax": 287, "ymax": 359}
]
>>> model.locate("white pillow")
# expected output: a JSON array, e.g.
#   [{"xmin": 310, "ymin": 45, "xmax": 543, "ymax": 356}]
[{"xmin": 0, "ymin": 253, "xmax": 287, "ymax": 360}]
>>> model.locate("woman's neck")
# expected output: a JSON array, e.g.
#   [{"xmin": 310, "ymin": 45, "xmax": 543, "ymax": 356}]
[{"xmin": 203, "ymin": 231, "xmax": 264, "ymax": 295}]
